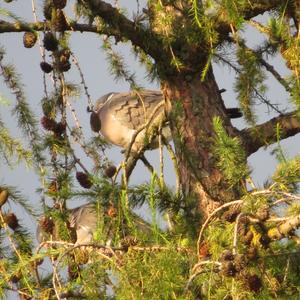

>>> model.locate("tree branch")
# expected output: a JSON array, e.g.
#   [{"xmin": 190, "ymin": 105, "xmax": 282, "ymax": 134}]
[
  {"xmin": 217, "ymin": 0, "xmax": 283, "ymax": 36},
  {"xmin": 240, "ymin": 0, "xmax": 283, "ymax": 20},
  {"xmin": 81, "ymin": 0, "xmax": 163, "ymax": 61},
  {"xmin": 0, "ymin": 19, "xmax": 119, "ymax": 36},
  {"xmin": 240, "ymin": 112, "xmax": 300, "ymax": 156},
  {"xmin": 268, "ymin": 214, "xmax": 300, "ymax": 240}
]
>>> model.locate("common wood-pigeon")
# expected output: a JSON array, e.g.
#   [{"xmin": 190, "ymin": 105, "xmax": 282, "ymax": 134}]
[
  {"xmin": 37, "ymin": 203, "xmax": 97, "ymax": 245},
  {"xmin": 90, "ymin": 90, "xmax": 242, "ymax": 151},
  {"xmin": 90, "ymin": 90, "xmax": 170, "ymax": 152}
]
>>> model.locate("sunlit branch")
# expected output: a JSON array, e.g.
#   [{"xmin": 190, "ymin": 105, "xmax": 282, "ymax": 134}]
[{"xmin": 241, "ymin": 112, "xmax": 300, "ymax": 156}]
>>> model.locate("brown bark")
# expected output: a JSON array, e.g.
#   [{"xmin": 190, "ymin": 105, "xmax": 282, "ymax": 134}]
[
  {"xmin": 162, "ymin": 69, "xmax": 240, "ymax": 218},
  {"xmin": 240, "ymin": 112, "xmax": 300, "ymax": 156}
]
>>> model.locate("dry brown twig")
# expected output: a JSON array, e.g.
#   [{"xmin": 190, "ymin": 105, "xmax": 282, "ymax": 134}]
[{"xmin": 197, "ymin": 200, "xmax": 243, "ymax": 257}]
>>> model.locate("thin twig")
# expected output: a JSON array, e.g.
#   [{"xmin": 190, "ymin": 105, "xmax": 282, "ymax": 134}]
[
  {"xmin": 185, "ymin": 261, "xmax": 222, "ymax": 292},
  {"xmin": 71, "ymin": 52, "xmax": 93, "ymax": 110},
  {"xmin": 258, "ymin": 57, "xmax": 291, "ymax": 93},
  {"xmin": 233, "ymin": 213, "xmax": 245, "ymax": 255},
  {"xmin": 140, "ymin": 155, "xmax": 154, "ymax": 173},
  {"xmin": 162, "ymin": 136, "xmax": 180, "ymax": 195},
  {"xmin": 124, "ymin": 102, "xmax": 165, "ymax": 161},
  {"xmin": 0, "ymin": 213, "xmax": 34, "ymax": 295},
  {"xmin": 158, "ymin": 126, "xmax": 165, "ymax": 188},
  {"xmin": 214, "ymin": 53, "xmax": 284, "ymax": 114},
  {"xmin": 197, "ymin": 200, "xmax": 243, "ymax": 257}
]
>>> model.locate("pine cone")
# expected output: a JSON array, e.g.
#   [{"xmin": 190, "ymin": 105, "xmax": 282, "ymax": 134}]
[
  {"xmin": 221, "ymin": 261, "xmax": 236, "ymax": 277},
  {"xmin": 0, "ymin": 189, "xmax": 9, "ymax": 207},
  {"xmin": 58, "ymin": 48, "xmax": 70, "ymax": 63},
  {"xmin": 48, "ymin": 180, "xmax": 58, "ymax": 193},
  {"xmin": 4, "ymin": 213, "xmax": 19, "ymax": 230},
  {"xmin": 39, "ymin": 216, "xmax": 54, "ymax": 234},
  {"xmin": 52, "ymin": 9, "xmax": 68, "ymax": 32},
  {"xmin": 43, "ymin": 0, "xmax": 53, "ymax": 20},
  {"xmin": 41, "ymin": 116, "xmax": 57, "ymax": 131},
  {"xmin": 43, "ymin": 32, "xmax": 58, "ymax": 51},
  {"xmin": 243, "ymin": 274, "xmax": 262, "ymax": 293},
  {"xmin": 42, "ymin": 100, "xmax": 54, "ymax": 117},
  {"xmin": 107, "ymin": 205, "xmax": 117, "ymax": 218},
  {"xmin": 220, "ymin": 249, "xmax": 234, "ymax": 261},
  {"xmin": 234, "ymin": 254, "xmax": 248, "ymax": 271},
  {"xmin": 256, "ymin": 206, "xmax": 269, "ymax": 221},
  {"xmin": 246, "ymin": 247, "xmax": 258, "ymax": 260},
  {"xmin": 56, "ymin": 60, "xmax": 71, "ymax": 72},
  {"xmin": 76, "ymin": 172, "xmax": 93, "ymax": 189},
  {"xmin": 104, "ymin": 165, "xmax": 117, "ymax": 178},
  {"xmin": 40, "ymin": 62, "xmax": 53, "ymax": 73},
  {"xmin": 121, "ymin": 235, "xmax": 138, "ymax": 250},
  {"xmin": 198, "ymin": 241, "xmax": 210, "ymax": 259},
  {"xmin": 23, "ymin": 32, "xmax": 37, "ymax": 48},
  {"xmin": 90, "ymin": 111, "xmax": 101, "ymax": 132},
  {"xmin": 260, "ymin": 234, "xmax": 271, "ymax": 248},
  {"xmin": 10, "ymin": 271, "xmax": 21, "ymax": 283},
  {"xmin": 243, "ymin": 230, "xmax": 253, "ymax": 245},
  {"xmin": 53, "ymin": 0, "xmax": 67, "ymax": 9},
  {"xmin": 74, "ymin": 248, "xmax": 89, "ymax": 265},
  {"xmin": 54, "ymin": 121, "xmax": 66, "ymax": 136},
  {"xmin": 56, "ymin": 48, "xmax": 71, "ymax": 72}
]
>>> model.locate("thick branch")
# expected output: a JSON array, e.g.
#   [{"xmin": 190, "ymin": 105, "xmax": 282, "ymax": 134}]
[
  {"xmin": 82, "ymin": 0, "xmax": 163, "ymax": 61},
  {"xmin": 240, "ymin": 112, "xmax": 300, "ymax": 156},
  {"xmin": 0, "ymin": 10, "xmax": 162, "ymax": 60},
  {"xmin": 268, "ymin": 214, "xmax": 300, "ymax": 240},
  {"xmin": 0, "ymin": 20, "xmax": 119, "ymax": 36},
  {"xmin": 240, "ymin": 0, "xmax": 283, "ymax": 20},
  {"xmin": 217, "ymin": 0, "xmax": 282, "ymax": 36},
  {"xmin": 258, "ymin": 57, "xmax": 291, "ymax": 93}
]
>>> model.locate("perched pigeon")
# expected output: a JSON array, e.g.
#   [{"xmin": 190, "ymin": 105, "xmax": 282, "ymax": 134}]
[
  {"xmin": 69, "ymin": 204, "xmax": 98, "ymax": 244},
  {"xmin": 36, "ymin": 203, "xmax": 97, "ymax": 245},
  {"xmin": 90, "ymin": 90, "xmax": 242, "ymax": 151},
  {"xmin": 90, "ymin": 90, "xmax": 171, "ymax": 152}
]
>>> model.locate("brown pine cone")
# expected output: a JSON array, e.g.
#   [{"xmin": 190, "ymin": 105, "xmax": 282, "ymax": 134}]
[
  {"xmin": 54, "ymin": 121, "xmax": 66, "ymax": 136},
  {"xmin": 76, "ymin": 172, "xmax": 93, "ymax": 189},
  {"xmin": 104, "ymin": 165, "xmax": 117, "ymax": 178},
  {"xmin": 220, "ymin": 249, "xmax": 234, "ymax": 261},
  {"xmin": 48, "ymin": 180, "xmax": 58, "ymax": 193},
  {"xmin": 43, "ymin": 0, "xmax": 53, "ymax": 20},
  {"xmin": 90, "ymin": 111, "xmax": 101, "ymax": 132},
  {"xmin": 221, "ymin": 261, "xmax": 236, "ymax": 277},
  {"xmin": 52, "ymin": 9, "xmax": 68, "ymax": 32},
  {"xmin": 43, "ymin": 32, "xmax": 58, "ymax": 51},
  {"xmin": 243, "ymin": 274, "xmax": 262, "ymax": 293},
  {"xmin": 40, "ymin": 62, "xmax": 53, "ymax": 73},
  {"xmin": 39, "ymin": 215, "xmax": 54, "ymax": 234},
  {"xmin": 23, "ymin": 32, "xmax": 37, "ymax": 48},
  {"xmin": 56, "ymin": 60, "xmax": 71, "ymax": 72},
  {"xmin": 107, "ymin": 205, "xmax": 117, "ymax": 218},
  {"xmin": 41, "ymin": 116, "xmax": 57, "ymax": 131},
  {"xmin": 4, "ymin": 213, "xmax": 19, "ymax": 230},
  {"xmin": 121, "ymin": 235, "xmax": 138, "ymax": 250}
]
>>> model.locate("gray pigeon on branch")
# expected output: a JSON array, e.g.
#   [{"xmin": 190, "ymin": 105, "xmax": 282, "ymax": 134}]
[
  {"xmin": 90, "ymin": 90, "xmax": 171, "ymax": 152},
  {"xmin": 36, "ymin": 203, "xmax": 97, "ymax": 245},
  {"xmin": 90, "ymin": 90, "xmax": 242, "ymax": 151}
]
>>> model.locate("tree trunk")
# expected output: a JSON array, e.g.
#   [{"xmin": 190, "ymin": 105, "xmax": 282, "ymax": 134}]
[{"xmin": 162, "ymin": 69, "xmax": 241, "ymax": 218}]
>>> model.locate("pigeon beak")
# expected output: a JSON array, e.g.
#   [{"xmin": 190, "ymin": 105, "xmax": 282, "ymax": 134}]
[{"xmin": 90, "ymin": 111, "xmax": 101, "ymax": 132}]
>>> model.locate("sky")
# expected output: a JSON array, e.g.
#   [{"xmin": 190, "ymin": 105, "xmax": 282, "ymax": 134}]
[{"xmin": 0, "ymin": 0, "xmax": 299, "ymax": 259}]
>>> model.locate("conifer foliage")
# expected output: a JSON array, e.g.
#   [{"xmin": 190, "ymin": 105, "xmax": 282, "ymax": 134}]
[{"xmin": 0, "ymin": 0, "xmax": 300, "ymax": 299}]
